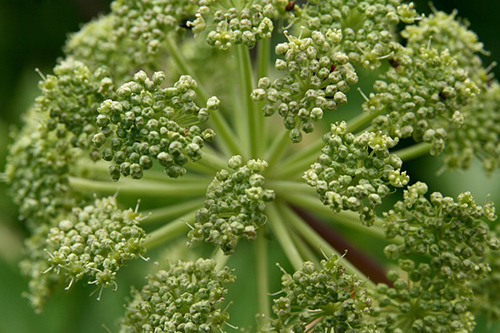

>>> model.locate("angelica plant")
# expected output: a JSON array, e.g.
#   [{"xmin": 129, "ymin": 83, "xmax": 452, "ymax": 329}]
[{"xmin": 4, "ymin": 0, "xmax": 500, "ymax": 332}]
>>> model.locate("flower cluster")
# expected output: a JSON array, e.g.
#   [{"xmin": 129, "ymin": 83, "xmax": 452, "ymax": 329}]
[
  {"xmin": 92, "ymin": 71, "xmax": 218, "ymax": 180},
  {"xmin": 110, "ymin": 0, "xmax": 198, "ymax": 55},
  {"xmin": 304, "ymin": 121, "xmax": 409, "ymax": 225},
  {"xmin": 301, "ymin": 0, "xmax": 418, "ymax": 69},
  {"xmin": 120, "ymin": 259, "xmax": 235, "ymax": 332},
  {"xmin": 366, "ymin": 44, "xmax": 479, "ymax": 155},
  {"xmin": 45, "ymin": 196, "xmax": 147, "ymax": 295},
  {"xmin": 188, "ymin": 156, "xmax": 275, "ymax": 254},
  {"xmin": 374, "ymin": 182, "xmax": 500, "ymax": 331},
  {"xmin": 38, "ymin": 59, "xmax": 114, "ymax": 153},
  {"xmin": 189, "ymin": 0, "xmax": 280, "ymax": 50},
  {"xmin": 373, "ymin": 268, "xmax": 476, "ymax": 332},
  {"xmin": 402, "ymin": 11, "xmax": 500, "ymax": 172},
  {"xmin": 252, "ymin": 29, "xmax": 358, "ymax": 142},
  {"xmin": 271, "ymin": 255, "xmax": 373, "ymax": 332}
]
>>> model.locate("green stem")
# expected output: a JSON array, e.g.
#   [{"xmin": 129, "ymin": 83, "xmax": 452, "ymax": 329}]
[
  {"xmin": 198, "ymin": 149, "xmax": 229, "ymax": 172},
  {"xmin": 257, "ymin": 38, "xmax": 270, "ymax": 82},
  {"xmin": 68, "ymin": 176, "xmax": 209, "ymax": 197},
  {"xmin": 142, "ymin": 199, "xmax": 204, "ymax": 225},
  {"xmin": 289, "ymin": 229, "xmax": 321, "ymax": 268},
  {"xmin": 185, "ymin": 160, "xmax": 218, "ymax": 175},
  {"xmin": 164, "ymin": 34, "xmax": 240, "ymax": 156},
  {"xmin": 144, "ymin": 211, "xmax": 195, "ymax": 249},
  {"xmin": 346, "ymin": 109, "xmax": 382, "ymax": 134},
  {"xmin": 276, "ymin": 188, "xmax": 388, "ymax": 241},
  {"xmin": 213, "ymin": 248, "xmax": 230, "ymax": 271},
  {"xmin": 256, "ymin": 38, "xmax": 270, "ymax": 153},
  {"xmin": 276, "ymin": 137, "xmax": 324, "ymax": 180},
  {"xmin": 268, "ymin": 180, "xmax": 317, "ymax": 196},
  {"xmin": 236, "ymin": 44, "xmax": 261, "ymax": 158},
  {"xmin": 394, "ymin": 142, "xmax": 432, "ymax": 161},
  {"xmin": 277, "ymin": 203, "xmax": 376, "ymax": 289},
  {"xmin": 255, "ymin": 226, "xmax": 270, "ymax": 320},
  {"xmin": 266, "ymin": 202, "xmax": 303, "ymax": 271},
  {"xmin": 265, "ymin": 128, "xmax": 290, "ymax": 172}
]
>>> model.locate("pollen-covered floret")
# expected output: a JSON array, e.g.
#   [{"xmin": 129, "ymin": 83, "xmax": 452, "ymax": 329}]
[
  {"xmin": 188, "ymin": 156, "xmax": 275, "ymax": 254},
  {"xmin": 45, "ymin": 196, "xmax": 147, "ymax": 294},
  {"xmin": 271, "ymin": 255, "xmax": 373, "ymax": 332},
  {"xmin": 301, "ymin": 0, "xmax": 418, "ymax": 69},
  {"xmin": 366, "ymin": 45, "xmax": 479, "ymax": 155},
  {"xmin": 252, "ymin": 30, "xmax": 358, "ymax": 142},
  {"xmin": 304, "ymin": 121, "xmax": 409, "ymax": 225},
  {"xmin": 120, "ymin": 259, "xmax": 235, "ymax": 333},
  {"xmin": 93, "ymin": 71, "xmax": 218, "ymax": 180}
]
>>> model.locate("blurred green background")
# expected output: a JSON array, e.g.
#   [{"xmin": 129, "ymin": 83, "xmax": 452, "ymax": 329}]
[{"xmin": 1, "ymin": 0, "xmax": 500, "ymax": 332}]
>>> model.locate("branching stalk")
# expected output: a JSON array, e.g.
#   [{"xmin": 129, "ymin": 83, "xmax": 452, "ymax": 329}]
[
  {"xmin": 144, "ymin": 211, "xmax": 195, "ymax": 249},
  {"xmin": 277, "ymin": 203, "xmax": 376, "ymax": 289},
  {"xmin": 142, "ymin": 199, "xmax": 204, "ymax": 225},
  {"xmin": 68, "ymin": 176, "xmax": 209, "ymax": 197},
  {"xmin": 255, "ymin": 226, "xmax": 270, "ymax": 321},
  {"xmin": 266, "ymin": 202, "xmax": 303, "ymax": 271}
]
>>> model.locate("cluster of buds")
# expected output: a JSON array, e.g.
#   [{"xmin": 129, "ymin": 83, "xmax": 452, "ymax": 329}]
[
  {"xmin": 302, "ymin": 0, "xmax": 418, "ymax": 69},
  {"xmin": 45, "ymin": 196, "xmax": 147, "ymax": 295},
  {"xmin": 252, "ymin": 29, "xmax": 358, "ymax": 142},
  {"xmin": 304, "ymin": 121, "xmax": 409, "ymax": 225},
  {"xmin": 188, "ymin": 156, "xmax": 275, "ymax": 254},
  {"xmin": 120, "ymin": 259, "xmax": 235, "ymax": 332},
  {"xmin": 92, "ymin": 71, "xmax": 218, "ymax": 180},
  {"xmin": 189, "ymin": 0, "xmax": 280, "ymax": 50},
  {"xmin": 272, "ymin": 255, "xmax": 373, "ymax": 332}
]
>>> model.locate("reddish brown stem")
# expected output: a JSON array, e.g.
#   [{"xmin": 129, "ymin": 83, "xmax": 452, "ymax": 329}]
[{"xmin": 291, "ymin": 205, "xmax": 392, "ymax": 286}]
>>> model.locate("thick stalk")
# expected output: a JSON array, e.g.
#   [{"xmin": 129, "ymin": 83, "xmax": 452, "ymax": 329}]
[
  {"xmin": 289, "ymin": 229, "xmax": 321, "ymax": 268},
  {"xmin": 164, "ymin": 34, "xmax": 240, "ymax": 156},
  {"xmin": 254, "ymin": 226, "xmax": 270, "ymax": 321},
  {"xmin": 256, "ymin": 38, "xmax": 270, "ymax": 151},
  {"xmin": 292, "ymin": 206, "xmax": 392, "ymax": 285},
  {"xmin": 273, "ymin": 183, "xmax": 388, "ymax": 240},
  {"xmin": 142, "ymin": 199, "xmax": 204, "ymax": 225},
  {"xmin": 395, "ymin": 142, "xmax": 432, "ymax": 161},
  {"xmin": 68, "ymin": 176, "xmax": 209, "ymax": 197},
  {"xmin": 236, "ymin": 44, "xmax": 261, "ymax": 158},
  {"xmin": 213, "ymin": 248, "xmax": 230, "ymax": 271},
  {"xmin": 264, "ymin": 128, "xmax": 290, "ymax": 172},
  {"xmin": 266, "ymin": 203, "xmax": 303, "ymax": 271},
  {"xmin": 198, "ymin": 148, "xmax": 230, "ymax": 172},
  {"xmin": 346, "ymin": 109, "xmax": 383, "ymax": 134},
  {"xmin": 277, "ymin": 203, "xmax": 376, "ymax": 289},
  {"xmin": 144, "ymin": 211, "xmax": 195, "ymax": 249},
  {"xmin": 256, "ymin": 38, "xmax": 270, "ymax": 82},
  {"xmin": 276, "ymin": 137, "xmax": 324, "ymax": 180}
]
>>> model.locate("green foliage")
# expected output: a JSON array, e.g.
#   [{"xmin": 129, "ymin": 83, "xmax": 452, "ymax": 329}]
[{"xmin": 4, "ymin": 0, "xmax": 500, "ymax": 332}]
